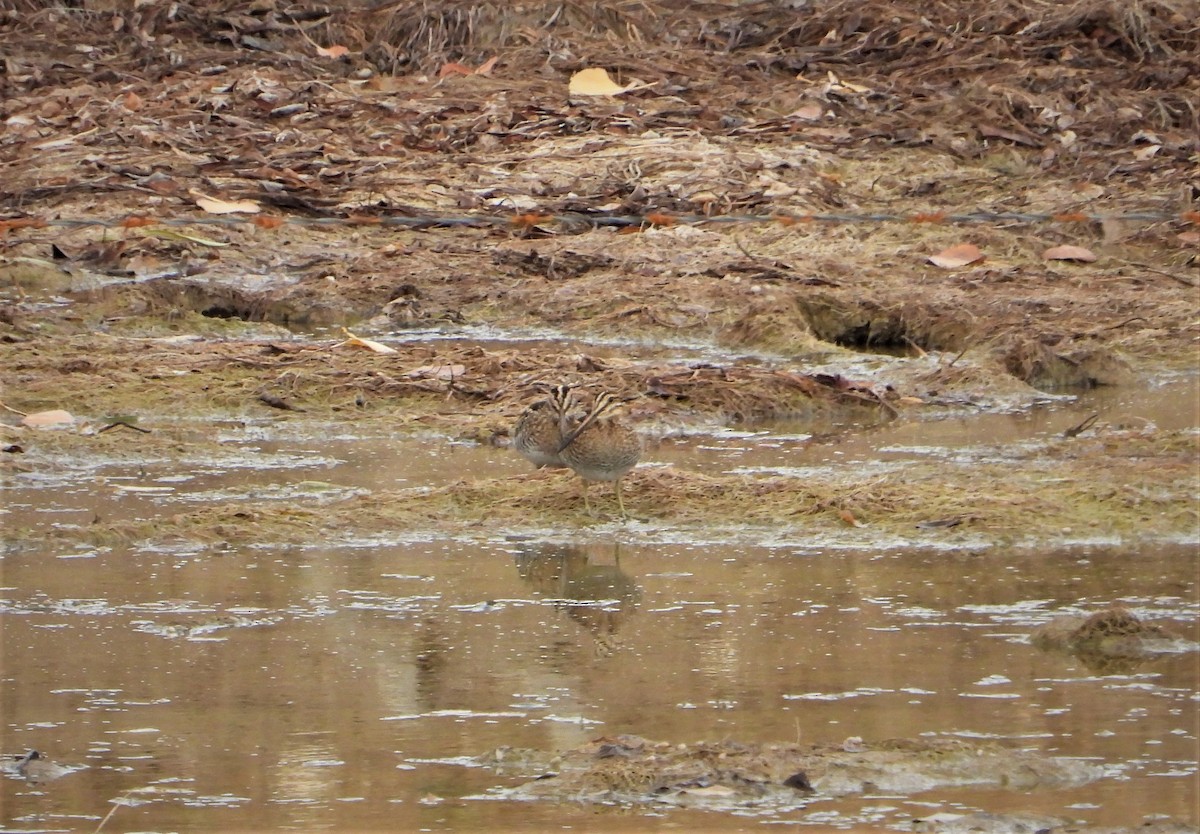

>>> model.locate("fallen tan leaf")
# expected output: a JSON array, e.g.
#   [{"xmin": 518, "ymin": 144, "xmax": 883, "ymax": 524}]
[
  {"xmin": 22, "ymin": 409, "xmax": 75, "ymax": 428},
  {"xmin": 406, "ymin": 364, "xmax": 466, "ymax": 380},
  {"xmin": 190, "ymin": 190, "xmax": 261, "ymax": 215},
  {"xmin": 978, "ymin": 122, "xmax": 1039, "ymax": 147},
  {"xmin": 789, "ymin": 104, "xmax": 824, "ymax": 121},
  {"xmin": 681, "ymin": 784, "xmax": 737, "ymax": 797},
  {"xmin": 475, "ymin": 55, "xmax": 498, "ymax": 76},
  {"xmin": 1042, "ymin": 244, "xmax": 1097, "ymax": 262},
  {"xmin": 928, "ymin": 243, "xmax": 985, "ymax": 268},
  {"xmin": 1101, "ymin": 217, "xmax": 1133, "ymax": 244}
]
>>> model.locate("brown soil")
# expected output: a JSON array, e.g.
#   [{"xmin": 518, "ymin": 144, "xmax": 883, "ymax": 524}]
[{"xmin": 1, "ymin": 1, "xmax": 1198, "ymax": 543}]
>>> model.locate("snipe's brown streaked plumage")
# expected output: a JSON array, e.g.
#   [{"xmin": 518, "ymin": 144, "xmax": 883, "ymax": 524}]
[
  {"xmin": 513, "ymin": 384, "xmax": 576, "ymax": 469},
  {"xmin": 558, "ymin": 391, "xmax": 641, "ymax": 518}
]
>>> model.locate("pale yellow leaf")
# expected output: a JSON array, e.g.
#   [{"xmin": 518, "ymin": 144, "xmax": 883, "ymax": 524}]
[
  {"xmin": 824, "ymin": 71, "xmax": 872, "ymax": 94},
  {"xmin": 568, "ymin": 67, "xmax": 651, "ymax": 97},
  {"xmin": 338, "ymin": 327, "xmax": 397, "ymax": 354}
]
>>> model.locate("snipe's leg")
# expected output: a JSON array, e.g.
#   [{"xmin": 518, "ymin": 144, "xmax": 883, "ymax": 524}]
[{"xmin": 614, "ymin": 478, "xmax": 628, "ymax": 519}]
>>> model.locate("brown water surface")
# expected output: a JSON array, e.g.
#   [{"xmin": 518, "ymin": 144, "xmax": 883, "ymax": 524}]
[{"xmin": 2, "ymin": 380, "xmax": 1197, "ymax": 833}]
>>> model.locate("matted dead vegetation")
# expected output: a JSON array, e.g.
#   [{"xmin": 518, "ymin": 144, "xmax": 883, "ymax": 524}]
[
  {"xmin": 1, "ymin": 1, "xmax": 1197, "ymax": 549},
  {"xmin": 2, "ymin": 0, "xmax": 1196, "ymax": 377},
  {"xmin": 475, "ymin": 733, "xmax": 1102, "ymax": 807},
  {"xmin": 0, "ymin": 330, "xmax": 902, "ymax": 425},
  {"xmin": 8, "ymin": 417, "xmax": 1194, "ymax": 547},
  {"xmin": 1031, "ymin": 606, "xmax": 1199, "ymax": 673}
]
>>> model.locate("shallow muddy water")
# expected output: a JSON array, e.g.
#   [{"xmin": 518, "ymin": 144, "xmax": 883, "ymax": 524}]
[{"xmin": 2, "ymin": 378, "xmax": 1198, "ymax": 833}]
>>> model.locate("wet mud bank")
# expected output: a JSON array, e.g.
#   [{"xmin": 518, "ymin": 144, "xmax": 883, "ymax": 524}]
[{"xmin": 2, "ymin": 1, "xmax": 1197, "ymax": 831}]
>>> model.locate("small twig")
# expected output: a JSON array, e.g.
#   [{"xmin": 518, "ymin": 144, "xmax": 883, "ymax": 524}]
[
  {"xmin": 97, "ymin": 420, "xmax": 151, "ymax": 434},
  {"xmin": 733, "ymin": 233, "xmax": 760, "ymax": 262},
  {"xmin": 1124, "ymin": 261, "xmax": 1197, "ymax": 288},
  {"xmin": 0, "ymin": 400, "xmax": 28, "ymax": 417},
  {"xmin": 945, "ymin": 340, "xmax": 973, "ymax": 368},
  {"xmin": 258, "ymin": 392, "xmax": 305, "ymax": 411},
  {"xmin": 1101, "ymin": 316, "xmax": 1149, "ymax": 330},
  {"xmin": 901, "ymin": 334, "xmax": 928, "ymax": 358},
  {"xmin": 945, "ymin": 329, "xmax": 1007, "ymax": 369},
  {"xmin": 93, "ymin": 793, "xmax": 131, "ymax": 834},
  {"xmin": 1062, "ymin": 413, "xmax": 1100, "ymax": 438}
]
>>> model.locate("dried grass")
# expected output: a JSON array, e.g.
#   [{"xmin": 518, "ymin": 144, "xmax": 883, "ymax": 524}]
[{"xmin": 20, "ymin": 424, "xmax": 1194, "ymax": 548}]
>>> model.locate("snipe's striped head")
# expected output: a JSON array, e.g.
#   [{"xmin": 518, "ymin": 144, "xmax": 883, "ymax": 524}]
[{"xmin": 513, "ymin": 384, "xmax": 577, "ymax": 469}]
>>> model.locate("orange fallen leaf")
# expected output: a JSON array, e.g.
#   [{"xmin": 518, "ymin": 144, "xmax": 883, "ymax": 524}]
[
  {"xmin": 253, "ymin": 215, "xmax": 285, "ymax": 230},
  {"xmin": 474, "ymin": 55, "xmax": 498, "ymax": 76},
  {"xmin": 22, "ymin": 409, "xmax": 75, "ymax": 428},
  {"xmin": 1042, "ymin": 244, "xmax": 1097, "ymax": 262},
  {"xmin": 928, "ymin": 243, "xmax": 984, "ymax": 268},
  {"xmin": 838, "ymin": 509, "xmax": 866, "ymax": 527},
  {"xmin": 316, "ymin": 44, "xmax": 349, "ymax": 59},
  {"xmin": 438, "ymin": 62, "xmax": 474, "ymax": 78}
]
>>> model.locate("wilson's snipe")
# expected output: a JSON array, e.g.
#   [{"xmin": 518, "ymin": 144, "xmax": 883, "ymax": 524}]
[
  {"xmin": 513, "ymin": 384, "xmax": 576, "ymax": 469},
  {"xmin": 558, "ymin": 391, "xmax": 641, "ymax": 518}
]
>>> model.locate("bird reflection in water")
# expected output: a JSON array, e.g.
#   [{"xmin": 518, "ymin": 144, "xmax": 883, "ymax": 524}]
[
  {"xmin": 4, "ymin": 750, "xmax": 76, "ymax": 784},
  {"xmin": 514, "ymin": 541, "xmax": 642, "ymax": 656}
]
